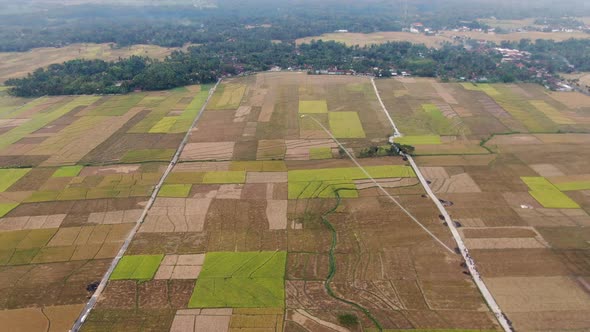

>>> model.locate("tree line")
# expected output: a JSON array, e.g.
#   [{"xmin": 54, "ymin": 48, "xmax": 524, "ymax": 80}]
[
  {"xmin": 6, "ymin": 38, "xmax": 557, "ymax": 97},
  {"xmin": 1, "ymin": 0, "xmax": 589, "ymax": 52}
]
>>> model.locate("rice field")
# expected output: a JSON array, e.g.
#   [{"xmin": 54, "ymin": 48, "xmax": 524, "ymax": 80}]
[
  {"xmin": 299, "ymin": 100, "xmax": 328, "ymax": 114},
  {"xmin": 521, "ymin": 177, "xmax": 580, "ymax": 209},
  {"xmin": 208, "ymin": 84, "xmax": 246, "ymax": 110},
  {"xmin": 288, "ymin": 165, "xmax": 415, "ymax": 198},
  {"xmin": 158, "ymin": 184, "xmax": 192, "ymax": 197},
  {"xmin": 328, "ymin": 112, "xmax": 366, "ymax": 138},
  {"xmin": 110, "ymin": 254, "xmax": 164, "ymax": 280},
  {"xmin": 0, "ymin": 168, "xmax": 30, "ymax": 191},
  {"xmin": 309, "ymin": 147, "xmax": 333, "ymax": 159},
  {"xmin": 51, "ymin": 166, "xmax": 83, "ymax": 178},
  {"xmin": 188, "ymin": 251, "xmax": 286, "ymax": 308}
]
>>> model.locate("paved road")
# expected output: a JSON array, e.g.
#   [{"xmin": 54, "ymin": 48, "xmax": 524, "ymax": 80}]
[
  {"xmin": 371, "ymin": 78, "xmax": 513, "ymax": 332},
  {"xmin": 70, "ymin": 81, "xmax": 221, "ymax": 332}
]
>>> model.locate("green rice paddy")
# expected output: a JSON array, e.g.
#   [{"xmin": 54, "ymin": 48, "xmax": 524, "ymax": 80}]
[
  {"xmin": 188, "ymin": 251, "xmax": 286, "ymax": 308},
  {"xmin": 328, "ymin": 112, "xmax": 366, "ymax": 138},
  {"xmin": 52, "ymin": 165, "xmax": 84, "ymax": 178},
  {"xmin": 0, "ymin": 229, "xmax": 57, "ymax": 252},
  {"xmin": 0, "ymin": 203, "xmax": 19, "ymax": 218},
  {"xmin": 148, "ymin": 117, "xmax": 177, "ymax": 133},
  {"xmin": 529, "ymin": 100, "xmax": 574, "ymax": 125},
  {"xmin": 521, "ymin": 176, "xmax": 580, "ymax": 209},
  {"xmin": 208, "ymin": 84, "xmax": 246, "ymax": 110},
  {"xmin": 289, "ymin": 165, "xmax": 415, "ymax": 182},
  {"xmin": 158, "ymin": 184, "xmax": 192, "ymax": 197},
  {"xmin": 289, "ymin": 180, "xmax": 358, "ymax": 199},
  {"xmin": 169, "ymin": 87, "xmax": 211, "ymax": 133},
  {"xmin": 553, "ymin": 181, "xmax": 590, "ymax": 191},
  {"xmin": 85, "ymin": 94, "xmax": 144, "ymax": 116},
  {"xmin": 0, "ymin": 96, "xmax": 100, "ymax": 150},
  {"xmin": 288, "ymin": 165, "xmax": 415, "ymax": 199},
  {"xmin": 110, "ymin": 254, "xmax": 164, "ymax": 280},
  {"xmin": 309, "ymin": 147, "xmax": 333, "ymax": 160},
  {"xmin": 299, "ymin": 100, "xmax": 328, "ymax": 114},
  {"xmin": 0, "ymin": 168, "xmax": 31, "ymax": 191}
]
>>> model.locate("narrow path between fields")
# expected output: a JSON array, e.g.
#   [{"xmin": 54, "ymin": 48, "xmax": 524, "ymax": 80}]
[
  {"xmin": 371, "ymin": 77, "xmax": 513, "ymax": 332},
  {"xmin": 69, "ymin": 80, "xmax": 221, "ymax": 332}
]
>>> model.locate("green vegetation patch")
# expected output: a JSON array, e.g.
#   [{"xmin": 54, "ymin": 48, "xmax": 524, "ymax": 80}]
[
  {"xmin": 553, "ymin": 181, "xmax": 590, "ymax": 191},
  {"xmin": 111, "ymin": 254, "xmax": 164, "ymax": 280},
  {"xmin": 0, "ymin": 203, "xmax": 18, "ymax": 218},
  {"xmin": 529, "ymin": 100, "xmax": 574, "ymax": 125},
  {"xmin": 328, "ymin": 112, "xmax": 366, "ymax": 138},
  {"xmin": 52, "ymin": 165, "xmax": 84, "ymax": 178},
  {"xmin": 188, "ymin": 251, "xmax": 286, "ymax": 308},
  {"xmin": 0, "ymin": 168, "xmax": 31, "ymax": 191},
  {"xmin": 299, "ymin": 113, "xmax": 328, "ymax": 131},
  {"xmin": 0, "ymin": 229, "xmax": 57, "ymax": 251},
  {"xmin": 289, "ymin": 165, "xmax": 415, "ymax": 182},
  {"xmin": 299, "ymin": 100, "xmax": 328, "ymax": 114},
  {"xmin": 209, "ymin": 84, "xmax": 246, "ymax": 110},
  {"xmin": 24, "ymin": 191, "xmax": 60, "ymax": 203},
  {"xmin": 395, "ymin": 135, "xmax": 442, "ymax": 145},
  {"xmin": 148, "ymin": 116, "xmax": 177, "ymax": 133},
  {"xmin": 521, "ymin": 177, "xmax": 580, "ymax": 209},
  {"xmin": 309, "ymin": 147, "xmax": 333, "ymax": 160},
  {"xmin": 0, "ymin": 96, "xmax": 100, "ymax": 150},
  {"xmin": 288, "ymin": 165, "xmax": 415, "ymax": 199},
  {"xmin": 420, "ymin": 104, "xmax": 457, "ymax": 135},
  {"xmin": 158, "ymin": 184, "xmax": 192, "ymax": 197},
  {"xmin": 202, "ymin": 171, "xmax": 246, "ymax": 184},
  {"xmin": 86, "ymin": 94, "xmax": 144, "ymax": 116},
  {"xmin": 288, "ymin": 180, "xmax": 358, "ymax": 199},
  {"xmin": 121, "ymin": 149, "xmax": 175, "ymax": 163},
  {"xmin": 170, "ymin": 88, "xmax": 210, "ymax": 133}
]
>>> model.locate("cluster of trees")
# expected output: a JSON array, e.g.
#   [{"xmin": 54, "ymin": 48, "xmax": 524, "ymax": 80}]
[
  {"xmin": 7, "ymin": 39, "xmax": 550, "ymax": 97},
  {"xmin": 499, "ymin": 39, "xmax": 590, "ymax": 72},
  {"xmin": 2, "ymin": 0, "xmax": 590, "ymax": 52}
]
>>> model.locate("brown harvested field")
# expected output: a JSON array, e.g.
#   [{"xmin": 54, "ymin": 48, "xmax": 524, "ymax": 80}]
[
  {"xmin": 180, "ymin": 142, "xmax": 235, "ymax": 161},
  {"xmin": 0, "ymin": 43, "xmax": 180, "ymax": 83},
  {"xmin": 486, "ymin": 276, "xmax": 590, "ymax": 312}
]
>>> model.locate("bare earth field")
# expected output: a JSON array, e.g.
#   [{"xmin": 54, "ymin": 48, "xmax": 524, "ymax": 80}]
[
  {"xmin": 296, "ymin": 30, "xmax": 590, "ymax": 48},
  {"xmin": 0, "ymin": 43, "xmax": 181, "ymax": 83}
]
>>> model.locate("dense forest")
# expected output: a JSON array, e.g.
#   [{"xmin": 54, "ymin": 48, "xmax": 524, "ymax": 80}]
[{"xmin": 1, "ymin": 0, "xmax": 589, "ymax": 52}]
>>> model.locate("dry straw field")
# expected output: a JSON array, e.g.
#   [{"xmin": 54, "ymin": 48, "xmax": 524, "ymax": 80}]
[{"xmin": 0, "ymin": 43, "xmax": 180, "ymax": 83}]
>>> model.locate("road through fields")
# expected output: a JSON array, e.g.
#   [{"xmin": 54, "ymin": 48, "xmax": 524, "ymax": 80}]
[
  {"xmin": 371, "ymin": 77, "xmax": 513, "ymax": 332},
  {"xmin": 70, "ymin": 81, "xmax": 220, "ymax": 332}
]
